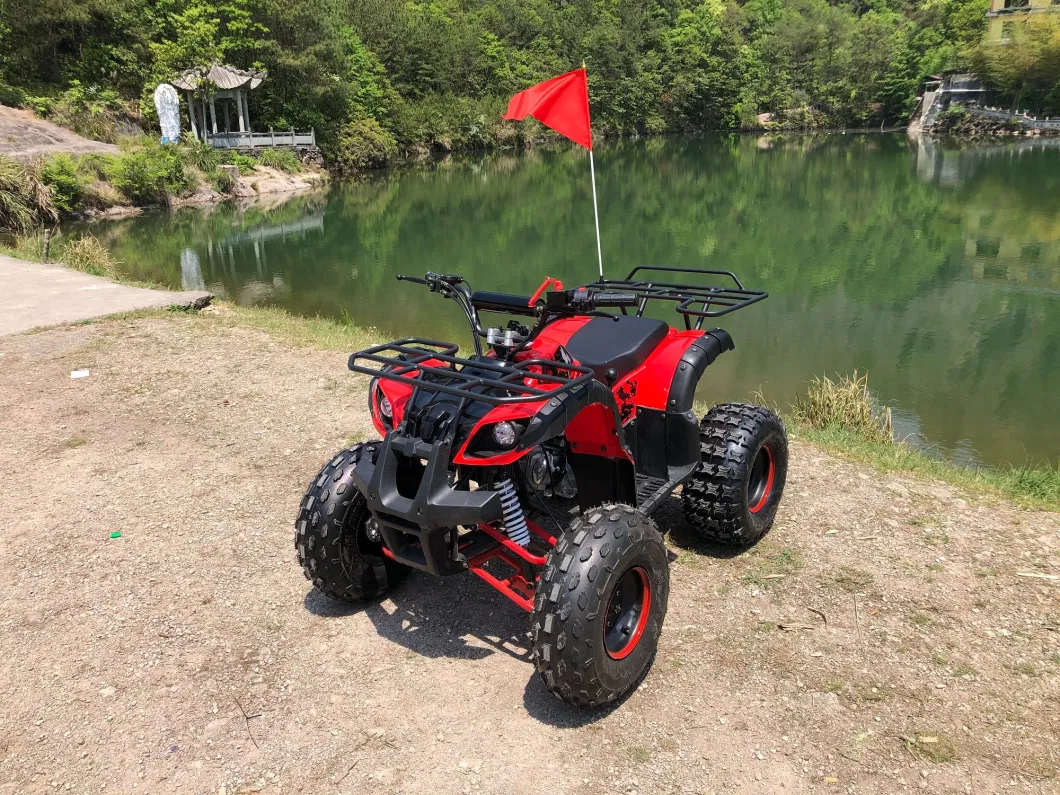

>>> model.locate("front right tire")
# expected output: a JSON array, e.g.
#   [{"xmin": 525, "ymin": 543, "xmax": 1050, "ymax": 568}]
[
  {"xmin": 294, "ymin": 441, "xmax": 408, "ymax": 602},
  {"xmin": 531, "ymin": 504, "xmax": 669, "ymax": 707}
]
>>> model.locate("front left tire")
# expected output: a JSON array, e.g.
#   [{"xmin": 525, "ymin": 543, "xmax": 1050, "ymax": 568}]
[{"xmin": 531, "ymin": 504, "xmax": 669, "ymax": 707}]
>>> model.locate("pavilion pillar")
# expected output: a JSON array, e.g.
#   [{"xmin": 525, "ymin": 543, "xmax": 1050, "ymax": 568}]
[
  {"xmin": 209, "ymin": 96, "xmax": 218, "ymax": 135},
  {"xmin": 186, "ymin": 92, "xmax": 199, "ymax": 140},
  {"xmin": 236, "ymin": 89, "xmax": 246, "ymax": 132},
  {"xmin": 242, "ymin": 92, "xmax": 251, "ymax": 133}
]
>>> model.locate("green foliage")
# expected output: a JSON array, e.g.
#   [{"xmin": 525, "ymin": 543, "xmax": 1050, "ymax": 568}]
[
  {"xmin": 40, "ymin": 155, "xmax": 86, "ymax": 216},
  {"xmin": 970, "ymin": 16, "xmax": 1060, "ymax": 115},
  {"xmin": 256, "ymin": 148, "xmax": 301, "ymax": 173},
  {"xmin": 211, "ymin": 166, "xmax": 238, "ymax": 194},
  {"xmin": 219, "ymin": 151, "xmax": 256, "ymax": 175},
  {"xmin": 180, "ymin": 140, "xmax": 221, "ymax": 173},
  {"xmin": 44, "ymin": 81, "xmax": 131, "ymax": 144},
  {"xmin": 333, "ymin": 116, "xmax": 397, "ymax": 173},
  {"xmin": 106, "ymin": 142, "xmax": 189, "ymax": 204},
  {"xmin": 0, "ymin": 0, "xmax": 1027, "ymax": 160}
]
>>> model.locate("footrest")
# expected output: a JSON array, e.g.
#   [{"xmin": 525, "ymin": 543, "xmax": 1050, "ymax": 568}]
[{"xmin": 635, "ymin": 465, "xmax": 699, "ymax": 514}]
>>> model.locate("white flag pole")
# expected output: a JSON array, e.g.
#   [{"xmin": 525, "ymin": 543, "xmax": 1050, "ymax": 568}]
[
  {"xmin": 583, "ymin": 62, "xmax": 604, "ymax": 279},
  {"xmin": 589, "ymin": 148, "xmax": 604, "ymax": 279}
]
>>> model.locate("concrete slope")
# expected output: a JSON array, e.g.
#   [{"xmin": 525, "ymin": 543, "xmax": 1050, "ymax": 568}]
[{"xmin": 0, "ymin": 254, "xmax": 210, "ymax": 335}]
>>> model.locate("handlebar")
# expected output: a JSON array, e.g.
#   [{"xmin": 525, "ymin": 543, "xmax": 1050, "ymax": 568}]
[{"xmin": 395, "ymin": 273, "xmax": 640, "ymax": 356}]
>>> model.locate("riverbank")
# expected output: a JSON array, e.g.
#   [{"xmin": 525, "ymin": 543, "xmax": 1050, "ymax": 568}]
[
  {"xmin": 0, "ymin": 140, "xmax": 328, "ymax": 231},
  {"xmin": 1, "ymin": 304, "xmax": 1057, "ymax": 793}
]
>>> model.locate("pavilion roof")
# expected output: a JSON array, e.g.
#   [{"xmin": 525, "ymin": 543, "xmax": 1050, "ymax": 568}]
[{"xmin": 171, "ymin": 63, "xmax": 266, "ymax": 92}]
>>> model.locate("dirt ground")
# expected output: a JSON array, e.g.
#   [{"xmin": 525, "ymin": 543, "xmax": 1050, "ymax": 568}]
[{"xmin": 1, "ymin": 311, "xmax": 1058, "ymax": 795}]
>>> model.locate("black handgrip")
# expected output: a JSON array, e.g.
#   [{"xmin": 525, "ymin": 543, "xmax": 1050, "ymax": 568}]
[
  {"xmin": 470, "ymin": 290, "xmax": 536, "ymax": 317},
  {"xmin": 396, "ymin": 274, "xmax": 428, "ymax": 284},
  {"xmin": 593, "ymin": 291, "xmax": 639, "ymax": 308}
]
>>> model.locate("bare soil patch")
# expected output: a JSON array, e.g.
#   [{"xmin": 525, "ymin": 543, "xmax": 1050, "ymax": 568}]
[{"xmin": 0, "ymin": 312, "xmax": 1058, "ymax": 794}]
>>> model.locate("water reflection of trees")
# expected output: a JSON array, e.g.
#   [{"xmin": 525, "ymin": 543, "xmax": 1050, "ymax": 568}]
[{"xmin": 83, "ymin": 136, "xmax": 1060, "ymax": 467}]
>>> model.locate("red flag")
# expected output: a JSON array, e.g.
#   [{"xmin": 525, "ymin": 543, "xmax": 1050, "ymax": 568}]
[{"xmin": 503, "ymin": 68, "xmax": 592, "ymax": 150}]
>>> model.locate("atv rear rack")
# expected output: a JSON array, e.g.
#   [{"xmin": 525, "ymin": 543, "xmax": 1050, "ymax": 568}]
[
  {"xmin": 348, "ymin": 338, "xmax": 594, "ymax": 405},
  {"xmin": 584, "ymin": 265, "xmax": 768, "ymax": 330}
]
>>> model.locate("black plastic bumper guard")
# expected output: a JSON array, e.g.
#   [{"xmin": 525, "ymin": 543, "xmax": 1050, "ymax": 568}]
[{"xmin": 349, "ymin": 431, "xmax": 503, "ymax": 576}]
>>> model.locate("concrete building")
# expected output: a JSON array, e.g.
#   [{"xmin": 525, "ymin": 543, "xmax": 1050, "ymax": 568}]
[{"xmin": 986, "ymin": 0, "xmax": 1060, "ymax": 43}]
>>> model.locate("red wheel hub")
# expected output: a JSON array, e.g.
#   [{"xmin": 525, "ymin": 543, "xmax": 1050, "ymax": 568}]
[
  {"xmin": 604, "ymin": 566, "xmax": 652, "ymax": 660},
  {"xmin": 748, "ymin": 444, "xmax": 776, "ymax": 514}
]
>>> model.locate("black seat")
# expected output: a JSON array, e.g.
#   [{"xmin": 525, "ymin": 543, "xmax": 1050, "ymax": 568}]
[{"xmin": 563, "ymin": 315, "xmax": 670, "ymax": 383}]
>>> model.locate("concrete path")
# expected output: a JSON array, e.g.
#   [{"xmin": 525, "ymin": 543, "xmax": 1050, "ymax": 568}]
[{"xmin": 0, "ymin": 254, "xmax": 211, "ymax": 335}]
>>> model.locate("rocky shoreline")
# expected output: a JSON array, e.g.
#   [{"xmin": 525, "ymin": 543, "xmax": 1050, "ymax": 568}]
[{"xmin": 927, "ymin": 107, "xmax": 1060, "ymax": 141}]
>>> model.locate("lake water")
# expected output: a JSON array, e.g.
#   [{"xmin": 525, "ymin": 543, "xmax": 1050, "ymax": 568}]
[{"xmin": 85, "ymin": 133, "xmax": 1060, "ymax": 469}]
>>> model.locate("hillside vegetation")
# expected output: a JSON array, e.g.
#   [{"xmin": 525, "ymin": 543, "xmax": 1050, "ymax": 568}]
[{"xmin": 0, "ymin": 0, "xmax": 1017, "ymax": 168}]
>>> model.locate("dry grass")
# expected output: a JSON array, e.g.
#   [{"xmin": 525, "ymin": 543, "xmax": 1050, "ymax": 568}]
[
  {"xmin": 3, "ymin": 229, "xmax": 122, "ymax": 279},
  {"xmin": 57, "ymin": 234, "xmax": 122, "ymax": 279},
  {"xmin": 791, "ymin": 370, "xmax": 893, "ymax": 444},
  {"xmin": 0, "ymin": 155, "xmax": 56, "ymax": 231}
]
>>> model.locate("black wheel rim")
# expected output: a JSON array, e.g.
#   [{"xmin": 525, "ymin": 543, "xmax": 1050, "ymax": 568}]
[
  {"xmin": 604, "ymin": 566, "xmax": 651, "ymax": 660},
  {"xmin": 748, "ymin": 444, "xmax": 775, "ymax": 514}
]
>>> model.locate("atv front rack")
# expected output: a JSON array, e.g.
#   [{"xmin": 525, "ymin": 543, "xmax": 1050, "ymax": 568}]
[
  {"xmin": 348, "ymin": 338, "xmax": 594, "ymax": 404},
  {"xmin": 584, "ymin": 265, "xmax": 768, "ymax": 330}
]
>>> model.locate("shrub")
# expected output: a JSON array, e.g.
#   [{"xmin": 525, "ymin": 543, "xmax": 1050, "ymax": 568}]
[
  {"xmin": 75, "ymin": 154, "xmax": 112, "ymax": 181},
  {"xmin": 256, "ymin": 148, "xmax": 302, "ymax": 173},
  {"xmin": 0, "ymin": 81, "xmax": 26, "ymax": 107},
  {"xmin": 106, "ymin": 143, "xmax": 188, "ymax": 205},
  {"xmin": 791, "ymin": 371, "xmax": 894, "ymax": 445},
  {"xmin": 211, "ymin": 166, "xmax": 238, "ymax": 194},
  {"xmin": 44, "ymin": 81, "xmax": 131, "ymax": 144},
  {"xmin": 0, "ymin": 155, "xmax": 56, "ymax": 231},
  {"xmin": 40, "ymin": 155, "xmax": 87, "ymax": 216},
  {"xmin": 219, "ymin": 151, "xmax": 257, "ymax": 175},
  {"xmin": 56, "ymin": 234, "xmax": 122, "ymax": 279},
  {"xmin": 180, "ymin": 140, "xmax": 221, "ymax": 173},
  {"xmin": 333, "ymin": 116, "xmax": 397, "ymax": 173}
]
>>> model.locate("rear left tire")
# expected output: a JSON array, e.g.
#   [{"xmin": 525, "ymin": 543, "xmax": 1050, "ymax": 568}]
[
  {"xmin": 682, "ymin": 402, "xmax": 788, "ymax": 547},
  {"xmin": 531, "ymin": 504, "xmax": 669, "ymax": 707}
]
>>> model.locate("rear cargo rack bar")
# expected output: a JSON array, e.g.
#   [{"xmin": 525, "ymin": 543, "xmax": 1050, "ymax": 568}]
[
  {"xmin": 348, "ymin": 338, "xmax": 593, "ymax": 405},
  {"xmin": 584, "ymin": 265, "xmax": 768, "ymax": 330}
]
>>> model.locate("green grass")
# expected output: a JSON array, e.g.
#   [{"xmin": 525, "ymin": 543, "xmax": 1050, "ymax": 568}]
[
  {"xmin": 791, "ymin": 423, "xmax": 1060, "ymax": 511},
  {"xmin": 204, "ymin": 303, "xmax": 383, "ymax": 351},
  {"xmin": 746, "ymin": 370, "xmax": 1060, "ymax": 511}
]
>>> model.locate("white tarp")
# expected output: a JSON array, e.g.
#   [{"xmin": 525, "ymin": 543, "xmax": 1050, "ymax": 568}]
[{"xmin": 153, "ymin": 83, "xmax": 181, "ymax": 142}]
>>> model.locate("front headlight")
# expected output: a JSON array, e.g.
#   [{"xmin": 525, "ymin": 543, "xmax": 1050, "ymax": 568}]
[
  {"xmin": 379, "ymin": 394, "xmax": 393, "ymax": 420},
  {"xmin": 491, "ymin": 421, "xmax": 518, "ymax": 448}
]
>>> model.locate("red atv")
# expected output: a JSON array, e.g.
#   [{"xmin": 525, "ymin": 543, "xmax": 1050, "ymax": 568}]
[{"xmin": 295, "ymin": 267, "xmax": 788, "ymax": 707}]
